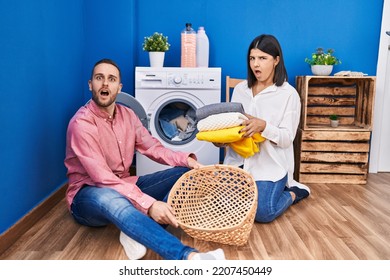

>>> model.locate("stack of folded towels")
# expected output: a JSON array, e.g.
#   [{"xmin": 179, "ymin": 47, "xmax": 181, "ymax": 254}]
[{"xmin": 196, "ymin": 102, "xmax": 265, "ymax": 158}]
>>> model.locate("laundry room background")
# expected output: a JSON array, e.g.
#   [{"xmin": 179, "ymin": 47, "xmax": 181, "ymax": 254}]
[
  {"xmin": 0, "ymin": 0, "xmax": 384, "ymax": 236},
  {"xmin": 83, "ymin": 0, "xmax": 383, "ymax": 101}
]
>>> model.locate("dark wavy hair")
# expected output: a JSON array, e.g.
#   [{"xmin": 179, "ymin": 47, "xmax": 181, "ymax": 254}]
[
  {"xmin": 91, "ymin": 58, "xmax": 122, "ymax": 81},
  {"xmin": 246, "ymin": 34, "xmax": 287, "ymax": 88}
]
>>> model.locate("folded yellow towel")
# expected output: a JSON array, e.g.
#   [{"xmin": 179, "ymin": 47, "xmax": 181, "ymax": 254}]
[
  {"xmin": 229, "ymin": 133, "xmax": 265, "ymax": 158},
  {"xmin": 196, "ymin": 126, "xmax": 244, "ymax": 143},
  {"xmin": 196, "ymin": 126, "xmax": 265, "ymax": 158}
]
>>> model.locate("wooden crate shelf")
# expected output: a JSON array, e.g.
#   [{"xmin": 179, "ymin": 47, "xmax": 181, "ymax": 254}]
[
  {"xmin": 294, "ymin": 130, "xmax": 371, "ymax": 184},
  {"xmin": 296, "ymin": 76, "xmax": 376, "ymax": 131},
  {"xmin": 294, "ymin": 76, "xmax": 376, "ymax": 184}
]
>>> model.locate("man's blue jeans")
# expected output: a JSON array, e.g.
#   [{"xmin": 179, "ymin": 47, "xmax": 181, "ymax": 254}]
[
  {"xmin": 70, "ymin": 166, "xmax": 196, "ymax": 260},
  {"xmin": 255, "ymin": 175, "xmax": 293, "ymax": 223}
]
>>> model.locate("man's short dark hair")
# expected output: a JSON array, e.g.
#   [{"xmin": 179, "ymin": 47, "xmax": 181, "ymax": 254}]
[{"xmin": 91, "ymin": 58, "xmax": 121, "ymax": 80}]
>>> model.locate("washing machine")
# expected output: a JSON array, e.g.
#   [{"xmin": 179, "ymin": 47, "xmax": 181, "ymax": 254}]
[{"xmin": 135, "ymin": 66, "xmax": 221, "ymax": 176}]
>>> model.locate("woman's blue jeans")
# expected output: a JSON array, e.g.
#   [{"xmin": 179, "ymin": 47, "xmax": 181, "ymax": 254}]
[
  {"xmin": 255, "ymin": 175, "xmax": 293, "ymax": 223},
  {"xmin": 70, "ymin": 166, "xmax": 196, "ymax": 260}
]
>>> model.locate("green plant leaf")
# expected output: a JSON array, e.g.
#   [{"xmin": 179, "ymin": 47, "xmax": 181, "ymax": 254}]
[
  {"xmin": 142, "ymin": 32, "xmax": 170, "ymax": 52},
  {"xmin": 305, "ymin": 47, "xmax": 341, "ymax": 65}
]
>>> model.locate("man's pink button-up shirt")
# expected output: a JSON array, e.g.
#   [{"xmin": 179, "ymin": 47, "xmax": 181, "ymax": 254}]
[{"xmin": 64, "ymin": 100, "xmax": 193, "ymax": 214}]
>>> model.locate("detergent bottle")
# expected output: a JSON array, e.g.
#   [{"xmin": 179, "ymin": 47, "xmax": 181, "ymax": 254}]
[
  {"xmin": 196, "ymin": 26, "xmax": 209, "ymax": 67},
  {"xmin": 181, "ymin": 23, "xmax": 197, "ymax": 67}
]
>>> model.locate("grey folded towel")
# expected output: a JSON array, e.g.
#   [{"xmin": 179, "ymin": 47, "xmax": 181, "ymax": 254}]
[{"xmin": 196, "ymin": 102, "xmax": 245, "ymax": 121}]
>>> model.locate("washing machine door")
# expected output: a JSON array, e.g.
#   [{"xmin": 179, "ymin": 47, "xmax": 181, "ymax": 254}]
[
  {"xmin": 153, "ymin": 97, "xmax": 198, "ymax": 145},
  {"xmin": 143, "ymin": 89, "xmax": 209, "ymax": 147},
  {"xmin": 116, "ymin": 92, "xmax": 148, "ymax": 129}
]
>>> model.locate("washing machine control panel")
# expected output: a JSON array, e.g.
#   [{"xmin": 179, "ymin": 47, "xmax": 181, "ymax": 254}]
[
  {"xmin": 167, "ymin": 70, "xmax": 221, "ymax": 89},
  {"xmin": 172, "ymin": 75, "xmax": 182, "ymax": 85},
  {"xmin": 167, "ymin": 72, "xmax": 220, "ymax": 89},
  {"xmin": 135, "ymin": 67, "xmax": 221, "ymax": 90}
]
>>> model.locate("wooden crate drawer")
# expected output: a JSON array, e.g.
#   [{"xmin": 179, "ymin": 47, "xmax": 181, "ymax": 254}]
[
  {"xmin": 300, "ymin": 162, "xmax": 368, "ymax": 174},
  {"xmin": 300, "ymin": 152, "xmax": 368, "ymax": 163},
  {"xmin": 294, "ymin": 129, "xmax": 371, "ymax": 184},
  {"xmin": 301, "ymin": 130, "xmax": 371, "ymax": 141},
  {"xmin": 301, "ymin": 142, "xmax": 369, "ymax": 152},
  {"xmin": 296, "ymin": 76, "xmax": 376, "ymax": 131},
  {"xmin": 299, "ymin": 174, "xmax": 367, "ymax": 184}
]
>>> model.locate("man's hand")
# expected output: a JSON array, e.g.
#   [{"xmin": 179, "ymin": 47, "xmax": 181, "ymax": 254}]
[
  {"xmin": 187, "ymin": 156, "xmax": 204, "ymax": 169},
  {"xmin": 148, "ymin": 201, "xmax": 179, "ymax": 228}
]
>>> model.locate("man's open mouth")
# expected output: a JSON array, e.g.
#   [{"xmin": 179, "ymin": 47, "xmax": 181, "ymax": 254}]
[{"xmin": 101, "ymin": 90, "xmax": 109, "ymax": 96}]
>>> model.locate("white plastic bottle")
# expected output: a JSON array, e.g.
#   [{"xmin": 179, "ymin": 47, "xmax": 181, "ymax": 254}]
[
  {"xmin": 196, "ymin": 26, "xmax": 209, "ymax": 68},
  {"xmin": 181, "ymin": 23, "xmax": 197, "ymax": 67}
]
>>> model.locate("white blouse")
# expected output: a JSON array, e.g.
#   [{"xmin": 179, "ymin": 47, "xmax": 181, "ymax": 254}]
[{"xmin": 223, "ymin": 80, "xmax": 306, "ymax": 188}]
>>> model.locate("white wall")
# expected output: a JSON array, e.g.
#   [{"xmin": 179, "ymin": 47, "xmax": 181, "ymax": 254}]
[{"xmin": 370, "ymin": 0, "xmax": 390, "ymax": 172}]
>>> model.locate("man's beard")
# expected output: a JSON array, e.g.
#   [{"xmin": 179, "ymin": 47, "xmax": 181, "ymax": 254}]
[{"xmin": 92, "ymin": 93, "xmax": 115, "ymax": 108}]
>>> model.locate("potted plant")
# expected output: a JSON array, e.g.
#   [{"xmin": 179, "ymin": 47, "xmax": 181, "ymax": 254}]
[
  {"xmin": 329, "ymin": 114, "xmax": 339, "ymax": 127},
  {"xmin": 305, "ymin": 48, "xmax": 341, "ymax": 76},
  {"xmin": 143, "ymin": 32, "xmax": 170, "ymax": 67}
]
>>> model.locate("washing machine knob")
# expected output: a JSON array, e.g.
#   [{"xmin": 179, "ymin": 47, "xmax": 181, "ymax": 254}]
[{"xmin": 173, "ymin": 76, "xmax": 182, "ymax": 84}]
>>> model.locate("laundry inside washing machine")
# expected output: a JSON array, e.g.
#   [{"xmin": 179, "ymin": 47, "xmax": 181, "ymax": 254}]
[{"xmin": 157, "ymin": 101, "xmax": 197, "ymax": 143}]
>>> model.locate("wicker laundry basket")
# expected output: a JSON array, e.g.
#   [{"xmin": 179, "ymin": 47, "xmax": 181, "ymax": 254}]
[{"xmin": 168, "ymin": 165, "xmax": 257, "ymax": 246}]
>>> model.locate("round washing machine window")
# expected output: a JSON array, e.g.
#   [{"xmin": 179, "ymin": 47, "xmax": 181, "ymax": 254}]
[{"xmin": 154, "ymin": 98, "xmax": 199, "ymax": 145}]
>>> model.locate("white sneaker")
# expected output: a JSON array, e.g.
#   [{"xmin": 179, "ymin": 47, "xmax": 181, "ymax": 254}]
[
  {"xmin": 286, "ymin": 181, "xmax": 311, "ymax": 204},
  {"xmin": 191, "ymin": 248, "xmax": 226, "ymax": 260},
  {"xmin": 287, "ymin": 180, "xmax": 311, "ymax": 193},
  {"xmin": 119, "ymin": 231, "xmax": 147, "ymax": 260}
]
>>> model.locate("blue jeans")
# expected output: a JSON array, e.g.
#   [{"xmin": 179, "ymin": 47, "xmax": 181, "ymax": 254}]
[
  {"xmin": 70, "ymin": 166, "xmax": 196, "ymax": 260},
  {"xmin": 255, "ymin": 175, "xmax": 293, "ymax": 223}
]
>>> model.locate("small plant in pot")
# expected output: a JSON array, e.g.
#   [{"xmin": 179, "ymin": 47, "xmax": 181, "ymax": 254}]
[
  {"xmin": 305, "ymin": 48, "xmax": 341, "ymax": 76},
  {"xmin": 330, "ymin": 114, "xmax": 339, "ymax": 128},
  {"xmin": 142, "ymin": 32, "xmax": 170, "ymax": 67}
]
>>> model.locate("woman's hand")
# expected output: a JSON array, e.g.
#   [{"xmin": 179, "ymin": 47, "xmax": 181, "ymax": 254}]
[
  {"xmin": 241, "ymin": 113, "xmax": 266, "ymax": 137},
  {"xmin": 212, "ymin": 142, "xmax": 227, "ymax": 148},
  {"xmin": 148, "ymin": 201, "xmax": 179, "ymax": 228},
  {"xmin": 187, "ymin": 156, "xmax": 204, "ymax": 169}
]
